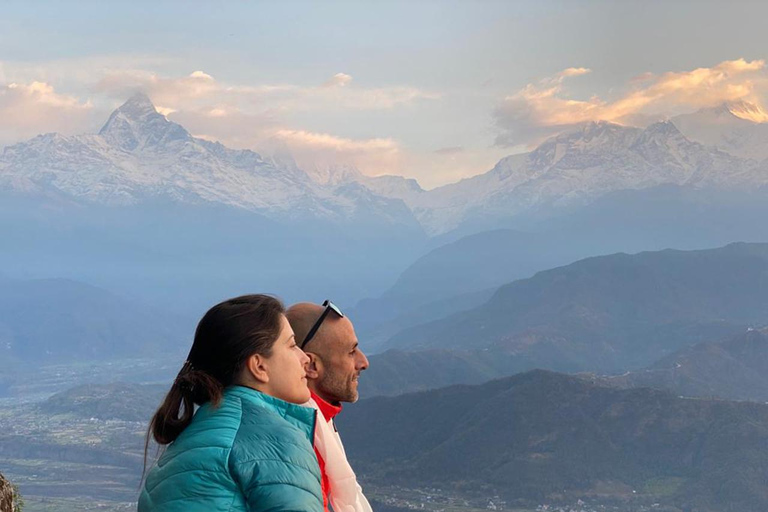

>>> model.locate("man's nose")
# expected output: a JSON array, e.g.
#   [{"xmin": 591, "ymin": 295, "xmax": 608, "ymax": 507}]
[{"xmin": 357, "ymin": 350, "xmax": 369, "ymax": 370}]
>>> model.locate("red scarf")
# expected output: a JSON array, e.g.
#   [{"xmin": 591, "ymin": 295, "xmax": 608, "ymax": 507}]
[{"xmin": 311, "ymin": 391, "xmax": 342, "ymax": 511}]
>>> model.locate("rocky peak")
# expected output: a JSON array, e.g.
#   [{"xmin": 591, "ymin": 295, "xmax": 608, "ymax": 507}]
[
  {"xmin": 306, "ymin": 163, "xmax": 364, "ymax": 186},
  {"xmin": 99, "ymin": 93, "xmax": 190, "ymax": 151},
  {"xmin": 115, "ymin": 92, "xmax": 157, "ymax": 119},
  {"xmin": 632, "ymin": 120, "xmax": 689, "ymax": 148},
  {"xmin": 642, "ymin": 120, "xmax": 682, "ymax": 136},
  {"xmin": 527, "ymin": 121, "xmax": 640, "ymax": 169}
]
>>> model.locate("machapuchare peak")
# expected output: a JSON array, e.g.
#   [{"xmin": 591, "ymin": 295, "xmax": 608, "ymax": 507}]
[{"xmin": 98, "ymin": 92, "xmax": 190, "ymax": 151}]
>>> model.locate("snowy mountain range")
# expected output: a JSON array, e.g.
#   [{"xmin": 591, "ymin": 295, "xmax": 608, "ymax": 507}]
[
  {"xmin": 0, "ymin": 93, "xmax": 421, "ymax": 230},
  {"xmin": 2, "ymin": 94, "xmax": 768, "ymax": 236},
  {"xmin": 403, "ymin": 117, "xmax": 768, "ymax": 234}
]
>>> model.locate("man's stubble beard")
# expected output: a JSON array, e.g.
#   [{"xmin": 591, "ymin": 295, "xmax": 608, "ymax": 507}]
[{"xmin": 316, "ymin": 371, "xmax": 358, "ymax": 404}]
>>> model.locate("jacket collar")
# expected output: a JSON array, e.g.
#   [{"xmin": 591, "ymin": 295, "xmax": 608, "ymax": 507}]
[
  {"xmin": 225, "ymin": 385, "xmax": 317, "ymax": 440},
  {"xmin": 311, "ymin": 390, "xmax": 343, "ymax": 422}
]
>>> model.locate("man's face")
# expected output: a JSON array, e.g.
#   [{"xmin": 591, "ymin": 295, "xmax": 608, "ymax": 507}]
[{"xmin": 310, "ymin": 316, "xmax": 369, "ymax": 404}]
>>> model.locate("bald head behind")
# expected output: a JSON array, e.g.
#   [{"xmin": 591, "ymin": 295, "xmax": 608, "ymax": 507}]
[
  {"xmin": 285, "ymin": 301, "xmax": 369, "ymax": 404},
  {"xmin": 285, "ymin": 302, "xmax": 326, "ymax": 349}
]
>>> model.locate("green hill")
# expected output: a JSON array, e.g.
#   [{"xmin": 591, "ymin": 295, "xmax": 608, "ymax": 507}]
[
  {"xmin": 39, "ymin": 382, "xmax": 167, "ymax": 422},
  {"xmin": 608, "ymin": 326, "xmax": 768, "ymax": 401},
  {"xmin": 340, "ymin": 370, "xmax": 768, "ymax": 511}
]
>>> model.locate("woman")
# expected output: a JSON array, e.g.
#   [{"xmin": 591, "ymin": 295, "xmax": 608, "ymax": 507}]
[{"xmin": 139, "ymin": 294, "xmax": 323, "ymax": 512}]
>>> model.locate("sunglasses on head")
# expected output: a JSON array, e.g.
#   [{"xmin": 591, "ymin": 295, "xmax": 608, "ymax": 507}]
[{"xmin": 300, "ymin": 300, "xmax": 344, "ymax": 349}]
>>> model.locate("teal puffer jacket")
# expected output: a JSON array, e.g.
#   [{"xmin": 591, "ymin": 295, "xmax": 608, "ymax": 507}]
[{"xmin": 138, "ymin": 386, "xmax": 323, "ymax": 512}]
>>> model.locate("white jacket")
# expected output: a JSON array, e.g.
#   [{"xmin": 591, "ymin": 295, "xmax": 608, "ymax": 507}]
[{"xmin": 306, "ymin": 397, "xmax": 373, "ymax": 512}]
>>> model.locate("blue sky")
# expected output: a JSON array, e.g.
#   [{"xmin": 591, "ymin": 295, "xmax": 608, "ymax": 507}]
[{"xmin": 1, "ymin": 0, "xmax": 767, "ymax": 187}]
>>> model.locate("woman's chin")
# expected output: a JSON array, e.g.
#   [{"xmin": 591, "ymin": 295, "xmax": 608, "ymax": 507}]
[{"xmin": 296, "ymin": 389, "xmax": 311, "ymax": 404}]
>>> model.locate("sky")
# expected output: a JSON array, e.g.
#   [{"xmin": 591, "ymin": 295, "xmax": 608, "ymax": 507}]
[{"xmin": 1, "ymin": 0, "xmax": 768, "ymax": 188}]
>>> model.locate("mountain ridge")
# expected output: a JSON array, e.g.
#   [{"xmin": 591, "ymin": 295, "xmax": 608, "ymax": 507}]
[
  {"xmin": 384, "ymin": 242, "xmax": 768, "ymax": 372},
  {"xmin": 0, "ymin": 93, "xmax": 423, "ymax": 230},
  {"xmin": 4, "ymin": 96, "xmax": 768, "ymax": 236}
]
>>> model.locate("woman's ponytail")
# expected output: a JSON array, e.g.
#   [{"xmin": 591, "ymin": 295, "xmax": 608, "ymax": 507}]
[
  {"xmin": 148, "ymin": 361, "xmax": 223, "ymax": 445},
  {"xmin": 141, "ymin": 361, "xmax": 224, "ymax": 482}
]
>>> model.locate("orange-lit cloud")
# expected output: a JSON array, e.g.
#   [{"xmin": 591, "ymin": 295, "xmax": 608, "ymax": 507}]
[
  {"xmin": 0, "ymin": 81, "xmax": 94, "ymax": 144},
  {"xmin": 165, "ymin": 104, "xmax": 402, "ymax": 178},
  {"xmin": 495, "ymin": 58, "xmax": 768, "ymax": 147}
]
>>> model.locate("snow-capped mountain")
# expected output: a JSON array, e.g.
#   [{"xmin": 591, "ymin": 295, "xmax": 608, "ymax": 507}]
[
  {"xmin": 0, "ymin": 93, "xmax": 421, "ymax": 229},
  {"xmin": 672, "ymin": 101, "xmax": 768, "ymax": 161},
  {"xmin": 3, "ymin": 94, "xmax": 768, "ymax": 238},
  {"xmin": 405, "ymin": 120, "xmax": 767, "ymax": 234}
]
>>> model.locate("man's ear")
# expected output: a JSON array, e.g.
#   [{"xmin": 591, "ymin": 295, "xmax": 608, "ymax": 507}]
[
  {"xmin": 305, "ymin": 352, "xmax": 322, "ymax": 380},
  {"xmin": 245, "ymin": 353, "xmax": 270, "ymax": 385}
]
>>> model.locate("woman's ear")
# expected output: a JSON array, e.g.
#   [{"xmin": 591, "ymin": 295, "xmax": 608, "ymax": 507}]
[
  {"xmin": 305, "ymin": 352, "xmax": 321, "ymax": 380},
  {"xmin": 245, "ymin": 353, "xmax": 270, "ymax": 385}
]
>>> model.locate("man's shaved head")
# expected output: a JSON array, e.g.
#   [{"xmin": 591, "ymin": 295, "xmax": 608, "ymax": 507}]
[
  {"xmin": 285, "ymin": 302, "xmax": 326, "ymax": 349},
  {"xmin": 286, "ymin": 301, "xmax": 369, "ymax": 404}
]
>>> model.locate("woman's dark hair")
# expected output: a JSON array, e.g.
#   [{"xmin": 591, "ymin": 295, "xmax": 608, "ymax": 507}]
[{"xmin": 142, "ymin": 294, "xmax": 285, "ymax": 474}]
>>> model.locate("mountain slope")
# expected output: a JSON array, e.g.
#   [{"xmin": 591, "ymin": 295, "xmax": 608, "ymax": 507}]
[
  {"xmin": 0, "ymin": 277, "xmax": 186, "ymax": 364},
  {"xmin": 359, "ymin": 348, "xmax": 517, "ymax": 397},
  {"xmin": 672, "ymin": 101, "xmax": 768, "ymax": 161},
  {"xmin": 341, "ymin": 370, "xmax": 768, "ymax": 511},
  {"xmin": 385, "ymin": 243, "xmax": 768, "ymax": 372},
  {"xmin": 607, "ymin": 327, "xmax": 768, "ymax": 401}
]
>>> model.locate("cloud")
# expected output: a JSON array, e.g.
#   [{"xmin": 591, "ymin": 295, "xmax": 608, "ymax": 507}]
[
  {"xmin": 494, "ymin": 58, "xmax": 768, "ymax": 147},
  {"xmin": 155, "ymin": 105, "xmax": 176, "ymax": 117},
  {"xmin": 324, "ymin": 72, "xmax": 353, "ymax": 88},
  {"xmin": 269, "ymin": 129, "xmax": 401, "ymax": 175},
  {"xmin": 92, "ymin": 70, "xmax": 226, "ymax": 104},
  {"xmin": 166, "ymin": 104, "xmax": 401, "ymax": 178},
  {"xmin": 92, "ymin": 70, "xmax": 435, "ymax": 112},
  {"xmin": 0, "ymin": 54, "xmax": 174, "ymax": 88},
  {"xmin": 558, "ymin": 67, "xmax": 591, "ymax": 78},
  {"xmin": 189, "ymin": 70, "xmax": 214, "ymax": 80},
  {"xmin": 274, "ymin": 129, "xmax": 397, "ymax": 152},
  {"xmin": 0, "ymin": 81, "xmax": 95, "ymax": 144}
]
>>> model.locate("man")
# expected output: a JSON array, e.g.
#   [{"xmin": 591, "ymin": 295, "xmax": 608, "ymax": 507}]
[{"xmin": 286, "ymin": 300, "xmax": 372, "ymax": 512}]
